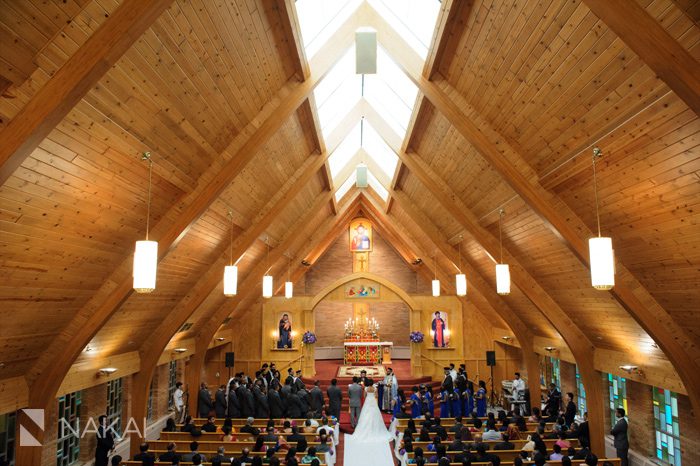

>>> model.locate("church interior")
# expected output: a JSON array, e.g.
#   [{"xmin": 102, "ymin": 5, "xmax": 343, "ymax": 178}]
[{"xmin": 0, "ymin": 0, "xmax": 699, "ymax": 465}]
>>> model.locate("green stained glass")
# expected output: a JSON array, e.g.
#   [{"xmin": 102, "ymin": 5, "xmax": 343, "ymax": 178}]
[{"xmin": 653, "ymin": 387, "xmax": 681, "ymax": 466}]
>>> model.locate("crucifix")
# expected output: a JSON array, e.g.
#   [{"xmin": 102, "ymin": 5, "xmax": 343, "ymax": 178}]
[{"xmin": 353, "ymin": 252, "xmax": 369, "ymax": 272}]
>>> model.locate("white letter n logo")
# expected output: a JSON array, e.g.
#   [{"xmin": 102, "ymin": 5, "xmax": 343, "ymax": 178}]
[{"xmin": 20, "ymin": 409, "xmax": 44, "ymax": 446}]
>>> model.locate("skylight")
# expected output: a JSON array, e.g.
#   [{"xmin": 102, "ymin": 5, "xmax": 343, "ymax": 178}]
[
  {"xmin": 370, "ymin": 0, "xmax": 441, "ymax": 58},
  {"xmin": 296, "ymin": 0, "xmax": 361, "ymax": 59},
  {"xmin": 368, "ymin": 170, "xmax": 389, "ymax": 201},
  {"xmin": 335, "ymin": 171, "xmax": 357, "ymax": 203},
  {"xmin": 329, "ymin": 123, "xmax": 361, "ymax": 178}
]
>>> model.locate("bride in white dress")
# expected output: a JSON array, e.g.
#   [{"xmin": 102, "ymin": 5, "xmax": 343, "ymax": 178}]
[{"xmin": 344, "ymin": 378, "xmax": 394, "ymax": 466}]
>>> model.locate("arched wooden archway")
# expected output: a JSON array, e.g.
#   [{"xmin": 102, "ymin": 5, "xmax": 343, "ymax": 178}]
[{"xmin": 309, "ymin": 271, "xmax": 419, "ymax": 311}]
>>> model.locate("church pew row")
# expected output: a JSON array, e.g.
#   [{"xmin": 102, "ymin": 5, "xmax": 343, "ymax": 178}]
[
  {"xmin": 148, "ymin": 449, "xmax": 330, "ymax": 458},
  {"xmin": 121, "ymin": 462, "xmax": 327, "ymax": 466},
  {"xmin": 148, "ymin": 440, "xmax": 319, "ymax": 452},
  {"xmin": 407, "ymin": 450, "xmax": 563, "ymax": 462},
  {"xmin": 418, "ymin": 462, "xmax": 620, "ymax": 466},
  {"xmin": 404, "ymin": 439, "xmax": 578, "ymax": 450},
  {"xmin": 161, "ymin": 432, "xmax": 329, "ymax": 441}
]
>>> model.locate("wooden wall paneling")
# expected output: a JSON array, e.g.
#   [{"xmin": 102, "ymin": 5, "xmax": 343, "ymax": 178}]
[
  {"xmin": 582, "ymin": 0, "xmax": 700, "ymax": 117},
  {"xmin": 422, "ymin": 0, "xmax": 473, "ymax": 80},
  {"xmin": 0, "ymin": 0, "xmax": 175, "ymax": 185},
  {"xmin": 0, "ymin": 377, "xmax": 29, "ymax": 415}
]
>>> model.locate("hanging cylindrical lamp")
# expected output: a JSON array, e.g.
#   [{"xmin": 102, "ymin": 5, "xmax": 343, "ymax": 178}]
[
  {"xmin": 496, "ymin": 209, "xmax": 511, "ymax": 295},
  {"xmin": 455, "ymin": 235, "xmax": 467, "ymax": 296},
  {"xmin": 284, "ymin": 255, "xmax": 293, "ymax": 299},
  {"xmin": 262, "ymin": 237, "xmax": 273, "ymax": 298},
  {"xmin": 589, "ymin": 147, "xmax": 615, "ymax": 290},
  {"xmin": 133, "ymin": 152, "xmax": 158, "ymax": 293},
  {"xmin": 223, "ymin": 210, "xmax": 238, "ymax": 296},
  {"xmin": 432, "ymin": 252, "xmax": 440, "ymax": 297}
]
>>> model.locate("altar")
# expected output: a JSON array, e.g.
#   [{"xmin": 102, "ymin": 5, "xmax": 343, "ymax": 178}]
[{"xmin": 343, "ymin": 341, "xmax": 393, "ymax": 364}]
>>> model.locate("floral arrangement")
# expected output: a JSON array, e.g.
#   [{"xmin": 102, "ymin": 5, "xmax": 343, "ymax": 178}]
[
  {"xmin": 302, "ymin": 331, "xmax": 317, "ymax": 344},
  {"xmin": 409, "ymin": 331, "xmax": 425, "ymax": 343}
]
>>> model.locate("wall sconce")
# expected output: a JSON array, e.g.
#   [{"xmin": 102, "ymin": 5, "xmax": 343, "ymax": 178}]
[
  {"xmin": 619, "ymin": 365, "xmax": 644, "ymax": 376},
  {"xmin": 173, "ymin": 348, "xmax": 187, "ymax": 354},
  {"xmin": 97, "ymin": 367, "xmax": 118, "ymax": 377},
  {"xmin": 216, "ymin": 337, "xmax": 225, "ymax": 342},
  {"xmin": 501, "ymin": 336, "xmax": 513, "ymax": 342},
  {"xmin": 544, "ymin": 346, "xmax": 557, "ymax": 353}
]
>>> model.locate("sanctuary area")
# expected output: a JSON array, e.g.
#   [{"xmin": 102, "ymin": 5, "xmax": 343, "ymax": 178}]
[{"xmin": 0, "ymin": 1, "xmax": 698, "ymax": 466}]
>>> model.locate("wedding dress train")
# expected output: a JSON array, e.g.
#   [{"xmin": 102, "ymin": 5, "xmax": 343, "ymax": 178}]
[{"xmin": 343, "ymin": 386, "xmax": 394, "ymax": 466}]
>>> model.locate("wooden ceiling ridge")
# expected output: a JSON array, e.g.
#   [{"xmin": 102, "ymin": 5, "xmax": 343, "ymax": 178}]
[
  {"xmin": 369, "ymin": 5, "xmax": 699, "ymax": 412},
  {"xmin": 21, "ymin": 16, "xmax": 354, "ymax": 414},
  {"xmin": 0, "ymin": 0, "xmax": 176, "ymax": 185}
]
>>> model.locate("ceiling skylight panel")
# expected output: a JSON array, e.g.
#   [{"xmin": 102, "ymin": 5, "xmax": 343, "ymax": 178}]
[
  {"xmin": 335, "ymin": 171, "xmax": 357, "ymax": 203},
  {"xmin": 296, "ymin": 0, "xmax": 360, "ymax": 59},
  {"xmin": 369, "ymin": 0, "xmax": 441, "ymax": 59},
  {"xmin": 367, "ymin": 170, "xmax": 389, "ymax": 201},
  {"xmin": 328, "ymin": 123, "xmax": 361, "ymax": 178},
  {"xmin": 362, "ymin": 122, "xmax": 398, "ymax": 179}
]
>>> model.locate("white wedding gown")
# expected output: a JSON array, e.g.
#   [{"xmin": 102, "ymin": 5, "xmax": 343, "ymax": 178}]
[{"xmin": 344, "ymin": 386, "xmax": 394, "ymax": 466}]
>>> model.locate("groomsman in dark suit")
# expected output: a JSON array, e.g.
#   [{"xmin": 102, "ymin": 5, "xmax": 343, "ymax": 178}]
[
  {"xmin": 268, "ymin": 383, "xmax": 285, "ymax": 418},
  {"xmin": 310, "ymin": 381, "xmax": 324, "ymax": 417},
  {"xmin": 327, "ymin": 379, "xmax": 342, "ymax": 419},
  {"xmin": 198, "ymin": 383, "xmax": 213, "ymax": 418},
  {"xmin": 294, "ymin": 370, "xmax": 306, "ymax": 392}
]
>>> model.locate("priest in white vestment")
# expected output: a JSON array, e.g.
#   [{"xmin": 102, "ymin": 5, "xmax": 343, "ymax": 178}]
[{"xmin": 382, "ymin": 367, "xmax": 398, "ymax": 412}]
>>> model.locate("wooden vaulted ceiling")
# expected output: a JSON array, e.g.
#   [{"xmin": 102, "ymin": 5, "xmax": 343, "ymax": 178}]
[{"xmin": 0, "ymin": 0, "xmax": 699, "ymax": 410}]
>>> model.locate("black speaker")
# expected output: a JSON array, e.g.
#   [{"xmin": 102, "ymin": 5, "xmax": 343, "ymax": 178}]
[
  {"xmin": 225, "ymin": 352, "xmax": 235, "ymax": 368},
  {"xmin": 486, "ymin": 350, "xmax": 496, "ymax": 366}
]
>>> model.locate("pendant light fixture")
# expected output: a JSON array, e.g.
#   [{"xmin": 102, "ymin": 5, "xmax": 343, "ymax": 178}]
[
  {"xmin": 455, "ymin": 235, "xmax": 467, "ymax": 296},
  {"xmin": 133, "ymin": 152, "xmax": 158, "ymax": 293},
  {"xmin": 432, "ymin": 251, "xmax": 440, "ymax": 297},
  {"xmin": 589, "ymin": 147, "xmax": 615, "ymax": 290},
  {"xmin": 223, "ymin": 210, "xmax": 237, "ymax": 296},
  {"xmin": 496, "ymin": 209, "xmax": 511, "ymax": 295},
  {"xmin": 284, "ymin": 255, "xmax": 293, "ymax": 299},
  {"xmin": 262, "ymin": 237, "xmax": 273, "ymax": 298}
]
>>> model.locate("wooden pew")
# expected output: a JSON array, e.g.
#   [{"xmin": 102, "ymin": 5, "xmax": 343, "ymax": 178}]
[
  {"xmin": 419, "ymin": 461, "xmax": 620, "ymax": 466},
  {"xmin": 121, "ymin": 461, "xmax": 327, "ymax": 466},
  {"xmin": 146, "ymin": 439, "xmax": 319, "ymax": 453},
  {"xmin": 160, "ymin": 431, "xmax": 326, "ymax": 441},
  {"xmin": 402, "ymin": 438, "xmax": 578, "ymax": 451}
]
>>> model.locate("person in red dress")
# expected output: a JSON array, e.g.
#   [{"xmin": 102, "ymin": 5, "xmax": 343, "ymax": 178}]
[{"xmin": 432, "ymin": 311, "xmax": 447, "ymax": 347}]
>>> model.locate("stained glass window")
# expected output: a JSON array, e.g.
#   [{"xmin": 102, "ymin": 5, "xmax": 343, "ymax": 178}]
[
  {"xmin": 575, "ymin": 366, "xmax": 587, "ymax": 416},
  {"xmin": 57, "ymin": 391, "xmax": 81, "ymax": 466},
  {"xmin": 168, "ymin": 361, "xmax": 178, "ymax": 410},
  {"xmin": 106, "ymin": 378, "xmax": 123, "ymax": 436},
  {"xmin": 653, "ymin": 387, "xmax": 681, "ymax": 466},
  {"xmin": 543, "ymin": 356, "xmax": 561, "ymax": 388},
  {"xmin": 0, "ymin": 412, "xmax": 15, "ymax": 465},
  {"xmin": 607, "ymin": 373, "xmax": 628, "ymax": 427}
]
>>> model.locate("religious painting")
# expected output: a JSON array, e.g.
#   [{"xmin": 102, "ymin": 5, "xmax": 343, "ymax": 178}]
[
  {"xmin": 277, "ymin": 313, "xmax": 293, "ymax": 348},
  {"xmin": 345, "ymin": 283, "xmax": 379, "ymax": 298},
  {"xmin": 431, "ymin": 310, "xmax": 449, "ymax": 347},
  {"xmin": 349, "ymin": 218, "xmax": 373, "ymax": 251}
]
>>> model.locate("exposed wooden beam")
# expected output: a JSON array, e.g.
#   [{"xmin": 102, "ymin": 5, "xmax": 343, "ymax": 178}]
[
  {"xmin": 371, "ymin": 11, "xmax": 700, "ymax": 424},
  {"xmin": 582, "ymin": 0, "xmax": 700, "ymax": 117},
  {"xmin": 0, "ymin": 0, "xmax": 175, "ymax": 185},
  {"xmin": 422, "ymin": 0, "xmax": 474, "ymax": 79},
  {"xmin": 274, "ymin": 0, "xmax": 310, "ymax": 81},
  {"xmin": 23, "ymin": 27, "xmax": 353, "ymax": 423}
]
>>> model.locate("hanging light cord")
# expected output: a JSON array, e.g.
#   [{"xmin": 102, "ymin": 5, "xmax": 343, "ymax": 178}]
[
  {"xmin": 287, "ymin": 256, "xmax": 291, "ymax": 282},
  {"xmin": 498, "ymin": 209, "xmax": 504, "ymax": 264},
  {"xmin": 143, "ymin": 152, "xmax": 153, "ymax": 241},
  {"xmin": 228, "ymin": 211, "xmax": 234, "ymax": 266},
  {"xmin": 458, "ymin": 236, "xmax": 463, "ymax": 272},
  {"xmin": 592, "ymin": 147, "xmax": 602, "ymax": 238}
]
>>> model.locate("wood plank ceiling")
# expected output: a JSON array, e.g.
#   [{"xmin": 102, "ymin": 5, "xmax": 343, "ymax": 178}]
[{"xmin": 0, "ymin": 0, "xmax": 698, "ymax": 408}]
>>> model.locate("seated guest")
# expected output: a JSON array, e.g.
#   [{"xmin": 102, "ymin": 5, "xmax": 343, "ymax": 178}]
[
  {"xmin": 253, "ymin": 435, "xmax": 270, "ymax": 452},
  {"xmin": 530, "ymin": 432, "xmax": 548, "ymax": 457},
  {"xmin": 556, "ymin": 430, "xmax": 571, "ymax": 449},
  {"xmin": 550, "ymin": 443, "xmax": 565, "ymax": 461},
  {"xmin": 316, "ymin": 417, "xmax": 333, "ymax": 437},
  {"xmin": 406, "ymin": 419, "xmax": 417, "ymax": 435},
  {"xmin": 408, "ymin": 447, "xmax": 425, "ymax": 464},
  {"xmin": 110, "ymin": 456, "xmax": 122, "ymax": 466},
  {"xmin": 454, "ymin": 446, "xmax": 476, "ymax": 464},
  {"xmin": 191, "ymin": 454, "xmax": 203, "ymax": 466},
  {"xmin": 181, "ymin": 415, "xmax": 196, "ymax": 433},
  {"xmin": 288, "ymin": 426, "xmax": 306, "ymax": 445},
  {"xmin": 182, "ymin": 441, "xmax": 207, "ymax": 463},
  {"xmin": 418, "ymin": 427, "xmax": 431, "ymax": 441},
  {"xmin": 493, "ymin": 432, "xmax": 515, "ymax": 450},
  {"xmin": 263, "ymin": 426, "xmax": 279, "ymax": 442},
  {"xmin": 302, "ymin": 419, "xmax": 316, "ymax": 434},
  {"xmin": 533, "ymin": 452, "xmax": 547, "ymax": 466},
  {"xmin": 567, "ymin": 447, "xmax": 577, "ymax": 458},
  {"xmin": 402, "ymin": 436, "xmax": 414, "ymax": 455},
  {"xmin": 529, "ymin": 407, "xmax": 543, "ymax": 423},
  {"xmin": 506, "ymin": 424, "xmax": 521, "ymax": 440},
  {"xmin": 432, "ymin": 417, "xmax": 448, "ymax": 440},
  {"xmin": 264, "ymin": 449, "xmax": 277, "ymax": 463},
  {"xmin": 514, "ymin": 415, "xmax": 527, "ymax": 432},
  {"xmin": 316, "ymin": 432, "xmax": 332, "ymax": 453},
  {"xmin": 285, "ymin": 447, "xmax": 298, "ymax": 463},
  {"xmin": 469, "ymin": 418, "xmax": 482, "ymax": 433},
  {"xmin": 238, "ymin": 447, "xmax": 253, "ymax": 464},
  {"xmin": 163, "ymin": 418, "xmax": 177, "ymax": 432},
  {"xmin": 251, "ymin": 457, "xmax": 264, "ymax": 466},
  {"xmin": 240, "ymin": 417, "xmax": 261, "ymax": 437},
  {"xmin": 448, "ymin": 430, "xmax": 466, "ymax": 451},
  {"xmin": 305, "ymin": 413, "xmax": 319, "ymax": 428},
  {"xmin": 562, "ymin": 457, "xmax": 573, "ymax": 466},
  {"xmin": 428, "ymin": 445, "xmax": 448, "ymax": 463},
  {"xmin": 585, "ymin": 453, "xmax": 599, "ymax": 465},
  {"xmin": 301, "ymin": 447, "xmax": 320, "ymax": 464},
  {"xmin": 474, "ymin": 443, "xmax": 501, "ymax": 466},
  {"xmin": 450, "ymin": 416, "xmax": 464, "ymax": 433},
  {"xmin": 210, "ymin": 446, "xmax": 228, "ymax": 466},
  {"xmin": 438, "ymin": 458, "xmax": 451, "ymax": 466},
  {"xmin": 201, "ymin": 415, "xmax": 217, "ymax": 433},
  {"xmin": 221, "ymin": 425, "xmax": 236, "ymax": 441},
  {"xmin": 280, "ymin": 420, "xmax": 293, "ymax": 434},
  {"xmin": 426, "ymin": 436, "xmax": 441, "ymax": 452},
  {"xmin": 158, "ymin": 442, "xmax": 181, "ymax": 463},
  {"xmin": 133, "ymin": 443, "xmax": 155, "ymax": 462},
  {"xmin": 482, "ymin": 420, "xmax": 502, "ymax": 441}
]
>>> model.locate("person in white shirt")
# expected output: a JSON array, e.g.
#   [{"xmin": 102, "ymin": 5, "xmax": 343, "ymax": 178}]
[
  {"xmin": 449, "ymin": 363, "xmax": 458, "ymax": 382},
  {"xmin": 511, "ymin": 372, "xmax": 526, "ymax": 415},
  {"xmin": 173, "ymin": 382, "xmax": 185, "ymax": 423},
  {"xmin": 482, "ymin": 420, "xmax": 502, "ymax": 441}
]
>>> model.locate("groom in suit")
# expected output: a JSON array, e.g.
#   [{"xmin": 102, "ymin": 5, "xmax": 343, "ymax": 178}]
[{"xmin": 348, "ymin": 377, "xmax": 363, "ymax": 428}]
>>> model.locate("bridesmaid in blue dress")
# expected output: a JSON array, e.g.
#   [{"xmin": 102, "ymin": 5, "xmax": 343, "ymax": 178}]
[
  {"xmin": 450, "ymin": 387, "xmax": 462, "ymax": 418},
  {"xmin": 409, "ymin": 386, "xmax": 422, "ymax": 418},
  {"xmin": 475, "ymin": 380, "xmax": 487, "ymax": 417},
  {"xmin": 438, "ymin": 388, "xmax": 450, "ymax": 418},
  {"xmin": 462, "ymin": 385, "xmax": 474, "ymax": 416}
]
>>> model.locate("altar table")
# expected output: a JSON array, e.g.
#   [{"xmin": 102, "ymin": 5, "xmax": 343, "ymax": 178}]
[{"xmin": 343, "ymin": 341, "xmax": 393, "ymax": 364}]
